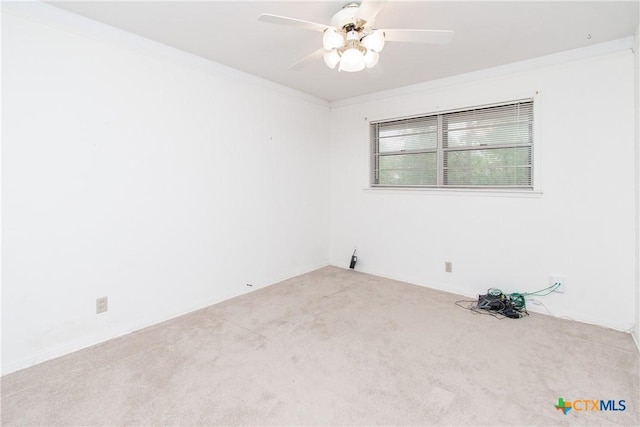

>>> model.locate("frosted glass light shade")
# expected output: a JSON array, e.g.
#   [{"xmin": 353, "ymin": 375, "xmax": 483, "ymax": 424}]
[
  {"xmin": 362, "ymin": 30, "xmax": 385, "ymax": 52},
  {"xmin": 323, "ymin": 28, "xmax": 344, "ymax": 50},
  {"xmin": 339, "ymin": 48, "xmax": 365, "ymax": 72},
  {"xmin": 364, "ymin": 50, "xmax": 379, "ymax": 68},
  {"xmin": 323, "ymin": 49, "xmax": 341, "ymax": 69}
]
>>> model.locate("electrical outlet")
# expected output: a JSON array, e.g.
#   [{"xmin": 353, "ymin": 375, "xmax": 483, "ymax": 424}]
[
  {"xmin": 445, "ymin": 261, "xmax": 453, "ymax": 273},
  {"xmin": 549, "ymin": 276, "xmax": 565, "ymax": 293},
  {"xmin": 96, "ymin": 296, "xmax": 108, "ymax": 314}
]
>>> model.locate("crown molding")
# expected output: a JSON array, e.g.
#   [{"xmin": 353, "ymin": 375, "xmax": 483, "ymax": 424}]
[{"xmin": 2, "ymin": 1, "xmax": 330, "ymax": 109}]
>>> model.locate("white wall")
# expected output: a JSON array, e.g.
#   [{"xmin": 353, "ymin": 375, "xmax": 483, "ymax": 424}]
[
  {"xmin": 2, "ymin": 5, "xmax": 330, "ymax": 374},
  {"xmin": 329, "ymin": 43, "xmax": 637, "ymax": 330}
]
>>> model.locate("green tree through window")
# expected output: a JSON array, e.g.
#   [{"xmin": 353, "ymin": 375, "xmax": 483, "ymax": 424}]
[{"xmin": 371, "ymin": 101, "xmax": 533, "ymax": 188}]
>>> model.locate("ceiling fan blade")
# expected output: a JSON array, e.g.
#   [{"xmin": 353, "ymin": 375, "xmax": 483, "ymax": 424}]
[
  {"xmin": 288, "ymin": 48, "xmax": 325, "ymax": 71},
  {"xmin": 382, "ymin": 29, "xmax": 454, "ymax": 44},
  {"xmin": 258, "ymin": 13, "xmax": 329, "ymax": 32},
  {"xmin": 356, "ymin": 0, "xmax": 388, "ymax": 26}
]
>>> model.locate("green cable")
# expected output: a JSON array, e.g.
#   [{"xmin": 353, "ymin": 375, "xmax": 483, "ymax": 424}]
[
  {"xmin": 485, "ymin": 283, "xmax": 560, "ymax": 311},
  {"xmin": 522, "ymin": 282, "xmax": 561, "ymax": 297}
]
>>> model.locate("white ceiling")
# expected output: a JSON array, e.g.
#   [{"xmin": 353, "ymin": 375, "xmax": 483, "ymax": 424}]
[{"xmin": 47, "ymin": 1, "xmax": 639, "ymax": 102}]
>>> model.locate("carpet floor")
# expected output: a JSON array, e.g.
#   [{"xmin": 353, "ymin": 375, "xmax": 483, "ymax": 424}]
[{"xmin": 1, "ymin": 266, "xmax": 639, "ymax": 426}]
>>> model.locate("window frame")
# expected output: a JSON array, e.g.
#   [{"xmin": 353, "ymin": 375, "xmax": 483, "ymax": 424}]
[{"xmin": 370, "ymin": 99, "xmax": 535, "ymax": 190}]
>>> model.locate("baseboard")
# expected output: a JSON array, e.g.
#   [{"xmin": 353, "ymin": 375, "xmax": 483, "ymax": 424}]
[
  {"xmin": 1, "ymin": 262, "xmax": 330, "ymax": 376},
  {"xmin": 524, "ymin": 304, "xmax": 635, "ymax": 333},
  {"xmin": 333, "ymin": 264, "xmax": 636, "ymax": 333}
]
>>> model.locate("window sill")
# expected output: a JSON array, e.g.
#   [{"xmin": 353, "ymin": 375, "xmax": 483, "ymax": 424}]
[{"xmin": 363, "ymin": 187, "xmax": 543, "ymax": 198}]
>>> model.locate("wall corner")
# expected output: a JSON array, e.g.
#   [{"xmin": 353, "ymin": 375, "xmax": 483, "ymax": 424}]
[{"xmin": 633, "ymin": 21, "xmax": 640, "ymax": 352}]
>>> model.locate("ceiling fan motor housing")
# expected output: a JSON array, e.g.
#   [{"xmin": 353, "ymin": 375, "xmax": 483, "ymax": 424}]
[{"xmin": 330, "ymin": 3, "xmax": 367, "ymax": 32}]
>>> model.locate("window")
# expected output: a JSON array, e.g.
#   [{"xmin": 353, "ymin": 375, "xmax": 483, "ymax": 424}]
[{"xmin": 371, "ymin": 100, "xmax": 534, "ymax": 189}]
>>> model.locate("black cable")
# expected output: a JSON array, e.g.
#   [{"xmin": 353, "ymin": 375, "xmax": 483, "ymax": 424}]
[
  {"xmin": 455, "ymin": 293, "xmax": 529, "ymax": 319},
  {"xmin": 455, "ymin": 299, "xmax": 509, "ymax": 319}
]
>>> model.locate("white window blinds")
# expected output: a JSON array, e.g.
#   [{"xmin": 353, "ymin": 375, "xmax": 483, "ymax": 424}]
[{"xmin": 371, "ymin": 100, "xmax": 534, "ymax": 188}]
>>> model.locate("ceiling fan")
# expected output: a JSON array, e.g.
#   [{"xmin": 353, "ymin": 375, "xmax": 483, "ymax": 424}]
[{"xmin": 258, "ymin": 0, "xmax": 453, "ymax": 72}]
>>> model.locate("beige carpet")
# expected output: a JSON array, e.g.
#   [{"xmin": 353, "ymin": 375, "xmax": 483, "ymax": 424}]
[{"xmin": 2, "ymin": 266, "xmax": 638, "ymax": 426}]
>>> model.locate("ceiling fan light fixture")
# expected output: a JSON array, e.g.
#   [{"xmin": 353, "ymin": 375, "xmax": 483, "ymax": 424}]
[
  {"xmin": 323, "ymin": 49, "xmax": 341, "ymax": 69},
  {"xmin": 363, "ymin": 50, "xmax": 379, "ymax": 68},
  {"xmin": 362, "ymin": 29, "xmax": 385, "ymax": 52},
  {"xmin": 346, "ymin": 29, "xmax": 360, "ymax": 41},
  {"xmin": 339, "ymin": 47, "xmax": 365, "ymax": 72},
  {"xmin": 322, "ymin": 27, "xmax": 344, "ymax": 50},
  {"xmin": 259, "ymin": 1, "xmax": 454, "ymax": 74}
]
